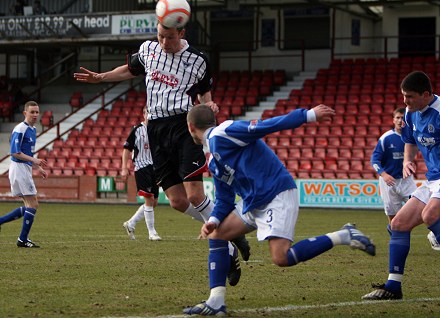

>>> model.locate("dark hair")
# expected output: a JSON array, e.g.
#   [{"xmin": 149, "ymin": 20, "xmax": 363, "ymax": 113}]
[
  {"xmin": 393, "ymin": 107, "xmax": 405, "ymax": 117},
  {"xmin": 401, "ymin": 71, "xmax": 432, "ymax": 95},
  {"xmin": 187, "ymin": 105, "xmax": 216, "ymax": 129}
]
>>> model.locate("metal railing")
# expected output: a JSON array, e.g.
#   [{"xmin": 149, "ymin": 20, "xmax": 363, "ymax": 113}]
[{"xmin": 331, "ymin": 34, "xmax": 440, "ymax": 60}]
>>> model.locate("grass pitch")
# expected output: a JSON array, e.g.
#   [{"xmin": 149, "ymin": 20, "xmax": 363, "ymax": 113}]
[{"xmin": 0, "ymin": 203, "xmax": 438, "ymax": 318}]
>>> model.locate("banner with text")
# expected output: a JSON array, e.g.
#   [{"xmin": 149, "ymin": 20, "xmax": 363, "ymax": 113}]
[
  {"xmin": 99, "ymin": 177, "xmax": 423, "ymax": 209},
  {"xmin": 111, "ymin": 14, "xmax": 158, "ymax": 35},
  {"xmin": 0, "ymin": 14, "xmax": 111, "ymax": 38},
  {"xmin": 0, "ymin": 13, "xmax": 157, "ymax": 39}
]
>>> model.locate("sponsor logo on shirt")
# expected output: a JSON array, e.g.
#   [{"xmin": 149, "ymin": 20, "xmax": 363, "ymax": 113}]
[
  {"xmin": 248, "ymin": 119, "xmax": 258, "ymax": 132},
  {"xmin": 212, "ymin": 152, "xmax": 235, "ymax": 185},
  {"xmin": 418, "ymin": 136, "xmax": 436, "ymax": 146},
  {"xmin": 150, "ymin": 69, "xmax": 179, "ymax": 88},
  {"xmin": 392, "ymin": 152, "xmax": 404, "ymax": 159}
]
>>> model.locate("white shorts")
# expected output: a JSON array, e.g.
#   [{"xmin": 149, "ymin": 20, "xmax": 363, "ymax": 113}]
[
  {"xmin": 8, "ymin": 161, "xmax": 37, "ymax": 197},
  {"xmin": 233, "ymin": 188, "xmax": 299, "ymax": 242},
  {"xmin": 379, "ymin": 175, "xmax": 417, "ymax": 216},
  {"xmin": 411, "ymin": 179, "xmax": 440, "ymax": 205}
]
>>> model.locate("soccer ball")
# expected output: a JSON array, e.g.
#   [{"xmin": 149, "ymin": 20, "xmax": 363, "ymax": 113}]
[{"xmin": 156, "ymin": 0, "xmax": 191, "ymax": 29}]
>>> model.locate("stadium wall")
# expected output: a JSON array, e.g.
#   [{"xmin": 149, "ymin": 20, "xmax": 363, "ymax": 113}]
[{"xmin": 0, "ymin": 175, "xmax": 139, "ymax": 203}]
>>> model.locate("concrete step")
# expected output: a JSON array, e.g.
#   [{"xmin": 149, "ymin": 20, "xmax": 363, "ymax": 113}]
[{"xmin": 236, "ymin": 70, "xmax": 319, "ymax": 121}]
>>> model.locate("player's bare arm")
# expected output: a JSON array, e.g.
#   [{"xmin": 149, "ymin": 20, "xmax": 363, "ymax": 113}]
[
  {"xmin": 73, "ymin": 65, "xmax": 136, "ymax": 83},
  {"xmin": 12, "ymin": 152, "xmax": 47, "ymax": 167},
  {"xmin": 403, "ymin": 143, "xmax": 418, "ymax": 178},
  {"xmin": 198, "ymin": 92, "xmax": 219, "ymax": 113},
  {"xmin": 121, "ymin": 148, "xmax": 131, "ymax": 178},
  {"xmin": 312, "ymin": 104, "xmax": 335, "ymax": 122},
  {"xmin": 38, "ymin": 166, "xmax": 48, "ymax": 179}
]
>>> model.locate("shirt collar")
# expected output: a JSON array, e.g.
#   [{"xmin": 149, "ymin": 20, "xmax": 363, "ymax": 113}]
[
  {"xmin": 202, "ymin": 127, "xmax": 214, "ymax": 153},
  {"xmin": 420, "ymin": 94, "xmax": 438, "ymax": 114}
]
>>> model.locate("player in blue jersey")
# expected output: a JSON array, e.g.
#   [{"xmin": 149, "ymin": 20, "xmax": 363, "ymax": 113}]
[
  {"xmin": 371, "ymin": 108, "xmax": 417, "ymax": 224},
  {"xmin": 362, "ymin": 71, "xmax": 440, "ymax": 301},
  {"xmin": 0, "ymin": 101, "xmax": 48, "ymax": 248},
  {"xmin": 182, "ymin": 104, "xmax": 376, "ymax": 316}
]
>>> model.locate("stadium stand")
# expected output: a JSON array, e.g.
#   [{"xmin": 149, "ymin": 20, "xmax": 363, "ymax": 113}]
[
  {"xmin": 28, "ymin": 56, "xmax": 439, "ymax": 179},
  {"xmin": 257, "ymin": 55, "xmax": 439, "ymax": 179}
]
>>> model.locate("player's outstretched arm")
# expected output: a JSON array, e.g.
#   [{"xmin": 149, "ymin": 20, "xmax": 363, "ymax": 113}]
[
  {"xmin": 311, "ymin": 104, "xmax": 335, "ymax": 122},
  {"xmin": 73, "ymin": 65, "xmax": 136, "ymax": 84}
]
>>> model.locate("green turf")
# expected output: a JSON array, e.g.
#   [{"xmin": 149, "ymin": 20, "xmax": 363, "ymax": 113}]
[{"xmin": 0, "ymin": 203, "xmax": 438, "ymax": 317}]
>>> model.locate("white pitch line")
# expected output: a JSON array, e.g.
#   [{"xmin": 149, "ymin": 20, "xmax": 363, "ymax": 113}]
[{"xmin": 101, "ymin": 297, "xmax": 440, "ymax": 318}]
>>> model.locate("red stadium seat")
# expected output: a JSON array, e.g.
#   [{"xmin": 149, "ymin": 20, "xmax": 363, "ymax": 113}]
[
  {"xmin": 299, "ymin": 159, "xmax": 312, "ymax": 170},
  {"xmin": 286, "ymin": 159, "xmax": 299, "ymax": 171},
  {"xmin": 352, "ymin": 148, "xmax": 365, "ymax": 159},
  {"xmin": 327, "ymin": 137, "xmax": 341, "ymax": 147},
  {"xmin": 314, "ymin": 147, "xmax": 327, "ymax": 159},
  {"xmin": 276, "ymin": 148, "xmax": 289, "ymax": 160},
  {"xmin": 265, "ymin": 137, "xmax": 278, "ymax": 148},
  {"xmin": 322, "ymin": 171, "xmax": 335, "ymax": 179},
  {"xmin": 288, "ymin": 148, "xmax": 302, "ymax": 159},
  {"xmin": 286, "ymin": 136, "xmax": 300, "ymax": 148},
  {"xmin": 337, "ymin": 159, "xmax": 350, "ymax": 171},
  {"xmin": 335, "ymin": 172, "xmax": 349, "ymax": 179},
  {"xmin": 315, "ymin": 137, "xmax": 328, "ymax": 147},
  {"xmin": 301, "ymin": 148, "xmax": 314, "ymax": 159}
]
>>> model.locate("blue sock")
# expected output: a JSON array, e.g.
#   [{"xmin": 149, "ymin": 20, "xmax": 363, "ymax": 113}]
[
  {"xmin": 0, "ymin": 206, "xmax": 25, "ymax": 224},
  {"xmin": 385, "ymin": 230, "xmax": 410, "ymax": 292},
  {"xmin": 287, "ymin": 235, "xmax": 333, "ymax": 266},
  {"xmin": 428, "ymin": 218, "xmax": 440, "ymax": 241},
  {"xmin": 19, "ymin": 208, "xmax": 36, "ymax": 242},
  {"xmin": 208, "ymin": 239, "xmax": 230, "ymax": 289}
]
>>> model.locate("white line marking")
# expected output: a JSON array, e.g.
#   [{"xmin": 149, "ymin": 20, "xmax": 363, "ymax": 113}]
[{"xmin": 101, "ymin": 297, "xmax": 440, "ymax": 318}]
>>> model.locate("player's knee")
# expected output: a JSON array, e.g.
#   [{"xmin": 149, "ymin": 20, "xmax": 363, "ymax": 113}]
[
  {"xmin": 270, "ymin": 252, "xmax": 289, "ymax": 267},
  {"xmin": 390, "ymin": 216, "xmax": 413, "ymax": 232},
  {"xmin": 186, "ymin": 193, "xmax": 205, "ymax": 207},
  {"xmin": 168, "ymin": 197, "xmax": 188, "ymax": 212},
  {"xmin": 421, "ymin": 209, "xmax": 438, "ymax": 226},
  {"xmin": 27, "ymin": 202, "xmax": 39, "ymax": 210}
]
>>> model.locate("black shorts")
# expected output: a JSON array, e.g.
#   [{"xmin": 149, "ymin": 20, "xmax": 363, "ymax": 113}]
[
  {"xmin": 148, "ymin": 113, "xmax": 205, "ymax": 191},
  {"xmin": 135, "ymin": 165, "xmax": 159, "ymax": 198}
]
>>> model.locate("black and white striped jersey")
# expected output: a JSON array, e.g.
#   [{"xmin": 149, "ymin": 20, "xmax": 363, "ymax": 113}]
[
  {"xmin": 136, "ymin": 39, "xmax": 213, "ymax": 120},
  {"xmin": 123, "ymin": 123, "xmax": 153, "ymax": 171}
]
